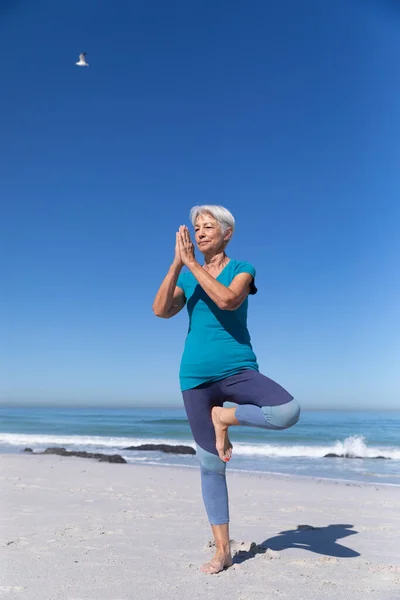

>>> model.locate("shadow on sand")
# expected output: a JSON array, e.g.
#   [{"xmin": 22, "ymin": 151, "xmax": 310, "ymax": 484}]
[{"xmin": 233, "ymin": 523, "xmax": 360, "ymax": 565}]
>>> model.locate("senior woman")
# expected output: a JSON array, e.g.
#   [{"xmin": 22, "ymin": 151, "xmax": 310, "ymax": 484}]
[{"xmin": 152, "ymin": 205, "xmax": 300, "ymax": 574}]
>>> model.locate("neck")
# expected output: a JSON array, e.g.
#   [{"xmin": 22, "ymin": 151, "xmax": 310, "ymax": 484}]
[{"xmin": 203, "ymin": 251, "xmax": 228, "ymax": 268}]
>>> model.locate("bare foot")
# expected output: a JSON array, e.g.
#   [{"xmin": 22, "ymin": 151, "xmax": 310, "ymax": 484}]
[
  {"xmin": 211, "ymin": 406, "xmax": 233, "ymax": 461},
  {"xmin": 201, "ymin": 551, "xmax": 233, "ymax": 574}
]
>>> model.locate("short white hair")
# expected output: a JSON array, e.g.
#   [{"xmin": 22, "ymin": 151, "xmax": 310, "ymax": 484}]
[{"xmin": 189, "ymin": 205, "xmax": 235, "ymax": 235}]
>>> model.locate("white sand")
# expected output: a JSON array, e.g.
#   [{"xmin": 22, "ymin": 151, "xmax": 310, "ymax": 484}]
[{"xmin": 1, "ymin": 454, "xmax": 399, "ymax": 600}]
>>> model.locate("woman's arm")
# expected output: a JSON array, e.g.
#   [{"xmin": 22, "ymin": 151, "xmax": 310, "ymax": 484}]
[
  {"xmin": 178, "ymin": 226, "xmax": 253, "ymax": 311},
  {"xmin": 153, "ymin": 232, "xmax": 187, "ymax": 318},
  {"xmin": 152, "ymin": 262, "xmax": 186, "ymax": 319},
  {"xmin": 186, "ymin": 263, "xmax": 253, "ymax": 311}
]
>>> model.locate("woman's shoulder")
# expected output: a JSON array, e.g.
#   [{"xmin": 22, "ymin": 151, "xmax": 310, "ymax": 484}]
[{"xmin": 229, "ymin": 259, "xmax": 256, "ymax": 276}]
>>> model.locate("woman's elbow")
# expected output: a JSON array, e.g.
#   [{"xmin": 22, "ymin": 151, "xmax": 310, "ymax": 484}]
[
  {"xmin": 218, "ymin": 297, "xmax": 241, "ymax": 311},
  {"xmin": 152, "ymin": 305, "xmax": 169, "ymax": 318}
]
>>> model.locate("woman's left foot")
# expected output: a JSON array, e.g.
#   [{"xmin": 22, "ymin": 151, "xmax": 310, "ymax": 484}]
[
  {"xmin": 211, "ymin": 407, "xmax": 233, "ymax": 461},
  {"xmin": 201, "ymin": 551, "xmax": 233, "ymax": 574}
]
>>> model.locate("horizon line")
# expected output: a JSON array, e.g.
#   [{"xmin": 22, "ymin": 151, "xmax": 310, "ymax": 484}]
[{"xmin": 0, "ymin": 404, "xmax": 399, "ymax": 412}]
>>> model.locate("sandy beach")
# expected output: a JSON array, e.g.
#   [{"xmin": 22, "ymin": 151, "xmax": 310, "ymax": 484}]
[{"xmin": 1, "ymin": 454, "xmax": 399, "ymax": 600}]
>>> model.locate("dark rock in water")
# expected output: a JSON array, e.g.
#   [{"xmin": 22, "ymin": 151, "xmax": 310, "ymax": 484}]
[
  {"xmin": 23, "ymin": 448, "xmax": 33, "ymax": 453},
  {"xmin": 324, "ymin": 453, "xmax": 345, "ymax": 458},
  {"xmin": 32, "ymin": 447, "xmax": 127, "ymax": 463},
  {"xmin": 123, "ymin": 443, "xmax": 196, "ymax": 455},
  {"xmin": 324, "ymin": 452, "xmax": 390, "ymax": 460}
]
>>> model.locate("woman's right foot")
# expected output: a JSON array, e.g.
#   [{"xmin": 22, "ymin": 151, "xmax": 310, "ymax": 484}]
[
  {"xmin": 211, "ymin": 406, "xmax": 233, "ymax": 461},
  {"xmin": 201, "ymin": 550, "xmax": 233, "ymax": 574}
]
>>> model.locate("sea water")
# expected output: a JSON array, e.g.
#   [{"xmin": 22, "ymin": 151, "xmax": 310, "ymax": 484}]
[{"xmin": 0, "ymin": 407, "xmax": 399, "ymax": 485}]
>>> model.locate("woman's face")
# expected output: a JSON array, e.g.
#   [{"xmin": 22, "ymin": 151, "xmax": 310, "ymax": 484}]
[{"xmin": 194, "ymin": 213, "xmax": 229, "ymax": 254}]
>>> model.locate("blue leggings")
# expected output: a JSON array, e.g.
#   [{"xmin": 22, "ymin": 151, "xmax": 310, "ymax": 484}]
[{"xmin": 182, "ymin": 370, "xmax": 300, "ymax": 526}]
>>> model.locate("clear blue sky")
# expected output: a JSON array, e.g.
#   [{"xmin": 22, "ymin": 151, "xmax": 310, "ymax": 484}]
[{"xmin": 1, "ymin": 0, "xmax": 399, "ymax": 409}]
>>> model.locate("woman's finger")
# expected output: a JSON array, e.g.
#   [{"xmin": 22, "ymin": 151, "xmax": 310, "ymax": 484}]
[
  {"xmin": 178, "ymin": 233, "xmax": 186, "ymax": 253},
  {"xmin": 184, "ymin": 226, "xmax": 191, "ymax": 244}
]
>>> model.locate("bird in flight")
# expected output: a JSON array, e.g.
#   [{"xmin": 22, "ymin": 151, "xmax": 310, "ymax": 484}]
[{"xmin": 76, "ymin": 53, "xmax": 89, "ymax": 67}]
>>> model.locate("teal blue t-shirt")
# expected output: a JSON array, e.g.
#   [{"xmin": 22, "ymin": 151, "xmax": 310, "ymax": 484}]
[{"xmin": 176, "ymin": 259, "xmax": 259, "ymax": 391}]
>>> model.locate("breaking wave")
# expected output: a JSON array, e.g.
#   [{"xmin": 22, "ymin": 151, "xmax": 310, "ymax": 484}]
[{"xmin": 0, "ymin": 433, "xmax": 398, "ymax": 460}]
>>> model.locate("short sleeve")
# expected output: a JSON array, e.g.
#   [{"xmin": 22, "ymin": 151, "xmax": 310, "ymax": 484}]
[{"xmin": 234, "ymin": 261, "xmax": 258, "ymax": 295}]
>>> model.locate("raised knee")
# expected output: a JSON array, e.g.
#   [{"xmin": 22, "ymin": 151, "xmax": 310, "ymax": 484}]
[{"xmin": 262, "ymin": 398, "xmax": 301, "ymax": 429}]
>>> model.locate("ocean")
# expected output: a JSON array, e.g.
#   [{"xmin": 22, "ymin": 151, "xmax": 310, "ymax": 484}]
[{"xmin": 0, "ymin": 407, "xmax": 399, "ymax": 486}]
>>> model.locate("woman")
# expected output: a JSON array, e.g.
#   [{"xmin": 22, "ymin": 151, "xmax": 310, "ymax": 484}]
[{"xmin": 152, "ymin": 205, "xmax": 300, "ymax": 575}]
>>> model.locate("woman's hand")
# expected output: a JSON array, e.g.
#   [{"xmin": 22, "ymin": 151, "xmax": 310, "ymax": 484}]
[
  {"xmin": 173, "ymin": 230, "xmax": 184, "ymax": 268},
  {"xmin": 177, "ymin": 225, "xmax": 196, "ymax": 267}
]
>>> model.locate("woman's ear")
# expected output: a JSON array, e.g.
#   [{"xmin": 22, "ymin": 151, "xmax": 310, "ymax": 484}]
[{"xmin": 224, "ymin": 227, "xmax": 233, "ymax": 242}]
